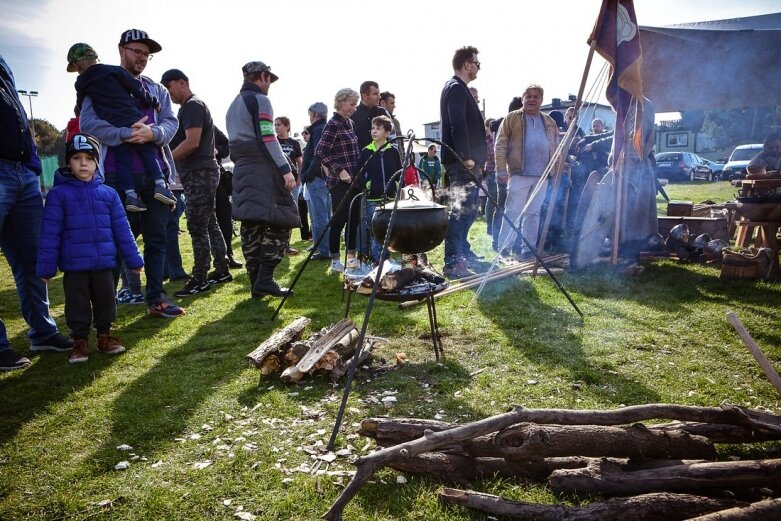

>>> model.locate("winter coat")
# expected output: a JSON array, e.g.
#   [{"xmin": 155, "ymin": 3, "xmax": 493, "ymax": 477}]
[{"xmin": 37, "ymin": 168, "xmax": 143, "ymax": 278}]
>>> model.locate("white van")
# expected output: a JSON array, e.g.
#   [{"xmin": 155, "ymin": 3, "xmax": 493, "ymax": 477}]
[{"xmin": 722, "ymin": 143, "xmax": 762, "ymax": 181}]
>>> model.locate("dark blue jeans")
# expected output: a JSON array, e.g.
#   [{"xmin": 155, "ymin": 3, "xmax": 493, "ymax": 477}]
[
  {"xmin": 165, "ymin": 189, "xmax": 187, "ymax": 279},
  {"xmin": 443, "ymin": 164, "xmax": 480, "ymax": 267},
  {"xmin": 0, "ymin": 159, "xmax": 58, "ymax": 350},
  {"xmin": 104, "ymin": 169, "xmax": 168, "ymax": 304}
]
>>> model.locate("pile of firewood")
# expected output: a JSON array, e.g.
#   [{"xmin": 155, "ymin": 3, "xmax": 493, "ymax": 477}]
[
  {"xmin": 246, "ymin": 317, "xmax": 376, "ymax": 383},
  {"xmin": 323, "ymin": 403, "xmax": 781, "ymax": 520}
]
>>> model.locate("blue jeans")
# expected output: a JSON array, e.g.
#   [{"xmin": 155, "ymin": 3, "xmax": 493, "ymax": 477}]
[
  {"xmin": 365, "ymin": 200, "xmax": 382, "ymax": 263},
  {"xmin": 0, "ymin": 159, "xmax": 58, "ymax": 350},
  {"xmin": 104, "ymin": 169, "xmax": 168, "ymax": 304},
  {"xmin": 443, "ymin": 165, "xmax": 480, "ymax": 266},
  {"xmin": 165, "ymin": 189, "xmax": 187, "ymax": 279},
  {"xmin": 304, "ymin": 177, "xmax": 331, "ymax": 257}
]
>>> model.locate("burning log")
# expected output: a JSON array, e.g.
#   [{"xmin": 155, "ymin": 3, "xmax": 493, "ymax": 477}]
[
  {"xmin": 688, "ymin": 498, "xmax": 781, "ymax": 520},
  {"xmin": 246, "ymin": 316, "xmax": 310, "ymax": 368},
  {"xmin": 380, "ymin": 268, "xmax": 417, "ymax": 292},
  {"xmin": 438, "ymin": 489, "xmax": 745, "ymax": 521},
  {"xmin": 548, "ymin": 458, "xmax": 781, "ymax": 497}
]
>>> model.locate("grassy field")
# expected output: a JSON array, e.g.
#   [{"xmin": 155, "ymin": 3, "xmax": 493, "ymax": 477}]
[{"xmin": 1, "ymin": 181, "xmax": 779, "ymax": 520}]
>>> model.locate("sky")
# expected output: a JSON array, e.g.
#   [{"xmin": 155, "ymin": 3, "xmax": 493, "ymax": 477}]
[{"xmin": 2, "ymin": 0, "xmax": 780, "ymax": 138}]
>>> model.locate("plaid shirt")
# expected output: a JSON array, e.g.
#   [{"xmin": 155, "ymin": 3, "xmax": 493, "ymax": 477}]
[
  {"xmin": 314, "ymin": 113, "xmax": 359, "ymax": 189},
  {"xmin": 484, "ymin": 132, "xmax": 496, "ymax": 174}
]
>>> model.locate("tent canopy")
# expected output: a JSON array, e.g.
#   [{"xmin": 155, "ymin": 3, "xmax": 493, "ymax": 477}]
[{"xmin": 640, "ymin": 13, "xmax": 781, "ymax": 112}]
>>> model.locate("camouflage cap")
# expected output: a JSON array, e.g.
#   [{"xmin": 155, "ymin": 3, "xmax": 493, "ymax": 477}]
[
  {"xmin": 66, "ymin": 43, "xmax": 98, "ymax": 72},
  {"xmin": 242, "ymin": 61, "xmax": 279, "ymax": 83}
]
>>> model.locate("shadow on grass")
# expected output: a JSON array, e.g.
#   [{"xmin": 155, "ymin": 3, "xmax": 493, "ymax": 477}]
[
  {"xmin": 0, "ymin": 304, "xmax": 176, "ymax": 445},
  {"xmin": 475, "ymin": 273, "xmax": 661, "ymax": 406}
]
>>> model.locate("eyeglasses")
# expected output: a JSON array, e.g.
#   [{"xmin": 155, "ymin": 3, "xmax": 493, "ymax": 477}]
[
  {"xmin": 469, "ymin": 60, "xmax": 481, "ymax": 69},
  {"xmin": 123, "ymin": 46, "xmax": 153, "ymax": 60}
]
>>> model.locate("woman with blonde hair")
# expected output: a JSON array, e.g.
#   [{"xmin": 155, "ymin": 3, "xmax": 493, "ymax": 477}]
[{"xmin": 314, "ymin": 88, "xmax": 361, "ymax": 273}]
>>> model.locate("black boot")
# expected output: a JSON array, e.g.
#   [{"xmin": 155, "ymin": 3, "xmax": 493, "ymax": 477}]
[
  {"xmin": 251, "ymin": 262, "xmax": 293, "ymax": 298},
  {"xmin": 227, "ymin": 254, "xmax": 243, "ymax": 269}
]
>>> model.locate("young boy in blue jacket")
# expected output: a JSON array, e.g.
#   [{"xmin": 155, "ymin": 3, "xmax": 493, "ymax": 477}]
[
  {"xmin": 37, "ymin": 134, "xmax": 143, "ymax": 364},
  {"xmin": 357, "ymin": 116, "xmax": 401, "ymax": 264}
]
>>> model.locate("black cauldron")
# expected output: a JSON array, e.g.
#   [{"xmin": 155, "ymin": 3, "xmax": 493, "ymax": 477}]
[{"xmin": 371, "ymin": 197, "xmax": 449, "ymax": 254}]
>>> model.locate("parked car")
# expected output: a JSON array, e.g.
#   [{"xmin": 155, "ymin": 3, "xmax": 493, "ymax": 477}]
[
  {"xmin": 654, "ymin": 152, "xmax": 713, "ymax": 182},
  {"xmin": 701, "ymin": 158, "xmax": 724, "ymax": 180},
  {"xmin": 722, "ymin": 143, "xmax": 763, "ymax": 181}
]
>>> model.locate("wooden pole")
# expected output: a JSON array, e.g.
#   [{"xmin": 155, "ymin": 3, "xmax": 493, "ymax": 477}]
[
  {"xmin": 727, "ymin": 311, "xmax": 781, "ymax": 397},
  {"xmin": 532, "ymin": 41, "xmax": 597, "ymax": 275}
]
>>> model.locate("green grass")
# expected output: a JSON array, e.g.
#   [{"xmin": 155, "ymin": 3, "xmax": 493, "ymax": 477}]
[
  {"xmin": 1, "ymin": 189, "xmax": 779, "ymax": 520},
  {"xmin": 656, "ymin": 178, "xmax": 737, "ymax": 214}
]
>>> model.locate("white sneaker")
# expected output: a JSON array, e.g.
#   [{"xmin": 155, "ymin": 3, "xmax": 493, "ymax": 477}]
[
  {"xmin": 346, "ymin": 257, "xmax": 360, "ymax": 269},
  {"xmin": 330, "ymin": 260, "xmax": 345, "ymax": 273}
]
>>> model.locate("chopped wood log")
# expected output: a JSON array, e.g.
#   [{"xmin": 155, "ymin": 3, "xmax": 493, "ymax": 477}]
[
  {"xmin": 297, "ymin": 318, "xmax": 354, "ymax": 373},
  {"xmin": 488, "ymin": 423, "xmax": 716, "ymax": 461},
  {"xmin": 358, "ymin": 417, "xmax": 453, "ymax": 443},
  {"xmin": 323, "ymin": 404, "xmax": 781, "ymax": 521},
  {"xmin": 648, "ymin": 422, "xmax": 781, "ymax": 444},
  {"xmin": 280, "ymin": 365, "xmax": 304, "ymax": 384},
  {"xmin": 312, "ymin": 350, "xmax": 340, "ymax": 372},
  {"xmin": 260, "ymin": 355, "xmax": 280, "ymax": 376},
  {"xmin": 332, "ymin": 329, "xmax": 360, "ymax": 357},
  {"xmin": 380, "ymin": 267, "xmax": 417, "ymax": 291},
  {"xmin": 246, "ymin": 316, "xmax": 310, "ymax": 368},
  {"xmin": 331, "ymin": 340, "xmax": 374, "ymax": 381},
  {"xmin": 688, "ymin": 498, "xmax": 781, "ymax": 520},
  {"xmin": 284, "ymin": 341, "xmax": 311, "ymax": 365},
  {"xmin": 548, "ymin": 458, "xmax": 781, "ymax": 497},
  {"xmin": 438, "ymin": 489, "xmax": 744, "ymax": 521}
]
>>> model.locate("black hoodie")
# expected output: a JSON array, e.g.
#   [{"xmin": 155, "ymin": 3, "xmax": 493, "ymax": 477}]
[{"xmin": 74, "ymin": 64, "xmax": 158, "ymax": 127}]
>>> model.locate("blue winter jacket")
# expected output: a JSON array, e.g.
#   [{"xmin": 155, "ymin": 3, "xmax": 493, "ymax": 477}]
[{"xmin": 36, "ymin": 168, "xmax": 143, "ymax": 278}]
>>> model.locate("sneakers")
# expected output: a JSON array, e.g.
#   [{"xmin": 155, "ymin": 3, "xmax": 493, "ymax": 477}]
[
  {"xmin": 116, "ymin": 287, "xmax": 130, "ymax": 303},
  {"xmin": 310, "ymin": 253, "xmax": 330, "ymax": 261},
  {"xmin": 346, "ymin": 257, "xmax": 360, "ymax": 269},
  {"xmin": 330, "ymin": 260, "xmax": 345, "ymax": 273},
  {"xmin": 153, "ymin": 185, "xmax": 177, "ymax": 205},
  {"xmin": 69, "ymin": 338, "xmax": 89, "ymax": 364},
  {"xmin": 207, "ymin": 270, "xmax": 233, "ymax": 285},
  {"xmin": 126, "ymin": 193, "xmax": 147, "ymax": 212},
  {"xmin": 30, "ymin": 331, "xmax": 74, "ymax": 352},
  {"xmin": 117, "ymin": 289, "xmax": 144, "ymax": 304},
  {"xmin": 148, "ymin": 297, "xmax": 186, "ymax": 318},
  {"xmin": 0, "ymin": 349, "xmax": 31, "ymax": 371},
  {"xmin": 286, "ymin": 247, "xmax": 299, "ymax": 256},
  {"xmin": 174, "ymin": 278, "xmax": 211, "ymax": 297},
  {"xmin": 97, "ymin": 334, "xmax": 126, "ymax": 355},
  {"xmin": 443, "ymin": 261, "xmax": 475, "ymax": 280}
]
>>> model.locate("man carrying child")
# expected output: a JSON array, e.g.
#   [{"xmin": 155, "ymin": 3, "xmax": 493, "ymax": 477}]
[
  {"xmin": 79, "ymin": 29, "xmax": 185, "ymax": 318},
  {"xmin": 66, "ymin": 42, "xmax": 176, "ymax": 212},
  {"xmin": 37, "ymin": 134, "xmax": 143, "ymax": 364}
]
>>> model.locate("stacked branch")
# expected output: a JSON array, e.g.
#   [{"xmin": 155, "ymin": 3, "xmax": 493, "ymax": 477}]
[
  {"xmin": 323, "ymin": 403, "xmax": 781, "ymax": 520},
  {"xmin": 246, "ymin": 317, "xmax": 377, "ymax": 383}
]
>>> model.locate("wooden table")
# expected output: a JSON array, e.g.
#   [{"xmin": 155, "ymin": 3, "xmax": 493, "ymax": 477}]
[{"xmin": 733, "ymin": 178, "xmax": 781, "ymax": 274}]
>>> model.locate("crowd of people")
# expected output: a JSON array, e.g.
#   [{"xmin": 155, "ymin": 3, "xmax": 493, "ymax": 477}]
[{"xmin": 0, "ymin": 33, "xmax": 663, "ymax": 371}]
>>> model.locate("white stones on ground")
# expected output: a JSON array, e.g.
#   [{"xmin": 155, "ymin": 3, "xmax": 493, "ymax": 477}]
[
  {"xmin": 234, "ymin": 511, "xmax": 256, "ymax": 520},
  {"xmin": 396, "ymin": 475, "xmax": 408, "ymax": 484},
  {"xmin": 114, "ymin": 461, "xmax": 130, "ymax": 471},
  {"xmin": 192, "ymin": 460, "xmax": 213, "ymax": 470},
  {"xmin": 151, "ymin": 460, "xmax": 164, "ymax": 468},
  {"xmin": 116, "ymin": 444, "xmax": 133, "ymax": 451}
]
